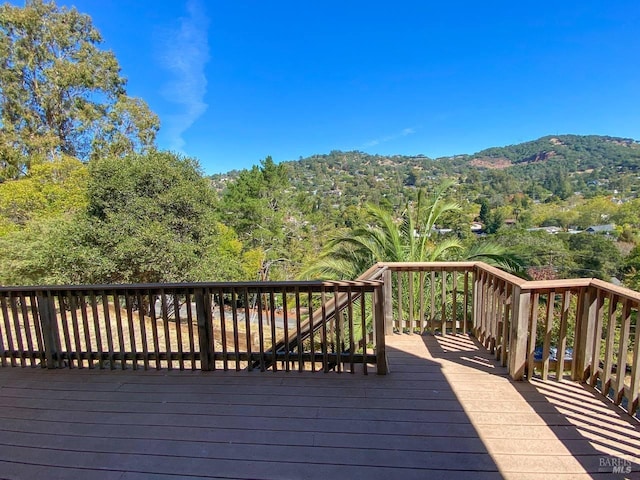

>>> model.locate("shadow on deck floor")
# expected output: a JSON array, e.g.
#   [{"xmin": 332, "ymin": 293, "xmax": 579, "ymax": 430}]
[{"xmin": 0, "ymin": 333, "xmax": 637, "ymax": 479}]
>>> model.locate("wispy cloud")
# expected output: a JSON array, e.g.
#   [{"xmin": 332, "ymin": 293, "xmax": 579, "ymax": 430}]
[
  {"xmin": 157, "ymin": 0, "xmax": 210, "ymax": 152},
  {"xmin": 364, "ymin": 127, "xmax": 416, "ymax": 148}
]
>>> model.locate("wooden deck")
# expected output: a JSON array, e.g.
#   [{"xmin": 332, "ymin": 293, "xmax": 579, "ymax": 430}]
[{"xmin": 0, "ymin": 334, "xmax": 638, "ymax": 480}]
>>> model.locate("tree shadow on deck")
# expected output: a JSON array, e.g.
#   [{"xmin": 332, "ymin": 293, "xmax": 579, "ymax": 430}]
[
  {"xmin": 0, "ymin": 341, "xmax": 507, "ymax": 480},
  {"xmin": 420, "ymin": 333, "xmax": 640, "ymax": 479},
  {"xmin": 379, "ymin": 339, "xmax": 505, "ymax": 479},
  {"xmin": 2, "ymin": 334, "xmax": 637, "ymax": 479}
]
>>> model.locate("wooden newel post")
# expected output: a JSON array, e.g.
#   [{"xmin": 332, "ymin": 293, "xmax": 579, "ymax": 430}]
[
  {"xmin": 573, "ymin": 286, "xmax": 597, "ymax": 382},
  {"xmin": 37, "ymin": 293, "xmax": 61, "ymax": 369},
  {"xmin": 383, "ymin": 268, "xmax": 393, "ymax": 335},
  {"xmin": 508, "ymin": 286, "xmax": 530, "ymax": 380},
  {"xmin": 472, "ymin": 270, "xmax": 481, "ymax": 338},
  {"xmin": 374, "ymin": 283, "xmax": 388, "ymax": 375},
  {"xmin": 195, "ymin": 288, "xmax": 214, "ymax": 371}
]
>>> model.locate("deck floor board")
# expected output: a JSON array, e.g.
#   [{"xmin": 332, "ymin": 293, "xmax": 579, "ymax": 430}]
[{"xmin": 0, "ymin": 333, "xmax": 638, "ymax": 479}]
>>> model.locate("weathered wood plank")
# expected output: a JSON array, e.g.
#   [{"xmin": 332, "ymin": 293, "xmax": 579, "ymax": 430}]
[
  {"xmin": 589, "ymin": 288, "xmax": 606, "ymax": 387},
  {"xmin": 615, "ymin": 298, "xmax": 632, "ymax": 405},
  {"xmin": 555, "ymin": 290, "xmax": 570, "ymax": 380},
  {"xmin": 0, "ymin": 333, "xmax": 638, "ymax": 479},
  {"xmin": 508, "ymin": 286, "xmax": 531, "ymax": 380},
  {"xmin": 0, "ymin": 446, "xmax": 504, "ymax": 480},
  {"xmin": 541, "ymin": 291, "xmax": 554, "ymax": 380},
  {"xmin": 601, "ymin": 294, "xmax": 619, "ymax": 395}
]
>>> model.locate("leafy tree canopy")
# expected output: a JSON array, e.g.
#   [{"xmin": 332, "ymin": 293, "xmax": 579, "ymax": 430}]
[
  {"xmin": 220, "ymin": 156, "xmax": 290, "ymax": 245},
  {"xmin": 0, "ymin": 155, "xmax": 87, "ymax": 231},
  {"xmin": 303, "ymin": 181, "xmax": 524, "ymax": 279},
  {"xmin": 85, "ymin": 151, "xmax": 221, "ymax": 283},
  {"xmin": 0, "ymin": 151, "xmax": 258, "ymax": 286},
  {"xmin": 0, "ymin": 0, "xmax": 159, "ymax": 179},
  {"xmin": 565, "ymin": 233, "xmax": 622, "ymax": 280}
]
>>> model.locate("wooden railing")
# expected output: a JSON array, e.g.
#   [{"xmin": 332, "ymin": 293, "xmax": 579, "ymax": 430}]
[
  {"xmin": 573, "ymin": 279, "xmax": 640, "ymax": 415},
  {"xmin": 2, "ymin": 261, "xmax": 639, "ymax": 414},
  {"xmin": 258, "ymin": 263, "xmax": 388, "ymax": 372},
  {"xmin": 379, "ymin": 262, "xmax": 476, "ymax": 335},
  {"xmin": 378, "ymin": 261, "xmax": 640, "ymax": 416},
  {"xmin": 0, "ymin": 280, "xmax": 386, "ymax": 374}
]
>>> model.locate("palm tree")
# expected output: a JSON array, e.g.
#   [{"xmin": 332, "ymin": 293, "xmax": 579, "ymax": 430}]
[
  {"xmin": 302, "ymin": 181, "xmax": 525, "ymax": 339},
  {"xmin": 304, "ymin": 180, "xmax": 524, "ymax": 279}
]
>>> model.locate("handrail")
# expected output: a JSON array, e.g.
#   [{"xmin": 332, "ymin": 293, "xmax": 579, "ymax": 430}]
[
  {"xmin": 379, "ymin": 261, "xmax": 477, "ymax": 270},
  {"xmin": 0, "ymin": 279, "xmax": 356, "ymax": 293},
  {"xmin": 590, "ymin": 278, "xmax": 640, "ymax": 302},
  {"xmin": 375, "ymin": 261, "xmax": 639, "ymax": 416},
  {"xmin": 255, "ymin": 263, "xmax": 388, "ymax": 372},
  {"xmin": 0, "ymin": 279, "xmax": 386, "ymax": 375},
  {"xmin": 2, "ymin": 260, "xmax": 638, "ymax": 413}
]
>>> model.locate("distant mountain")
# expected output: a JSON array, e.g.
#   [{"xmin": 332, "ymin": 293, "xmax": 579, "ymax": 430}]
[
  {"xmin": 211, "ymin": 135, "xmax": 640, "ymax": 208},
  {"xmin": 462, "ymin": 134, "xmax": 640, "ymax": 172}
]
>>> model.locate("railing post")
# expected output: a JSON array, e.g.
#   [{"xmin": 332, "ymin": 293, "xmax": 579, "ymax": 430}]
[
  {"xmin": 195, "ymin": 288, "xmax": 214, "ymax": 371},
  {"xmin": 374, "ymin": 283, "xmax": 387, "ymax": 375},
  {"xmin": 573, "ymin": 286, "xmax": 597, "ymax": 382},
  {"xmin": 37, "ymin": 293, "xmax": 61, "ymax": 369},
  {"xmin": 383, "ymin": 269, "xmax": 393, "ymax": 335},
  {"xmin": 508, "ymin": 285, "xmax": 530, "ymax": 380},
  {"xmin": 472, "ymin": 269, "xmax": 482, "ymax": 337}
]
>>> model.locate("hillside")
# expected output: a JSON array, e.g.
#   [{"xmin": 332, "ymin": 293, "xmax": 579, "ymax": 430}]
[
  {"xmin": 211, "ymin": 134, "xmax": 640, "ymax": 208},
  {"xmin": 4, "ymin": 134, "xmax": 640, "ymax": 288}
]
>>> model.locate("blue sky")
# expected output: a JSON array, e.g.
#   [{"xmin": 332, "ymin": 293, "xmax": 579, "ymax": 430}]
[{"xmin": 49, "ymin": 1, "xmax": 640, "ymax": 174}]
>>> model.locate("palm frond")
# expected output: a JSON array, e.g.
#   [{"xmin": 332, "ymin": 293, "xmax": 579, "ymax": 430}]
[
  {"xmin": 422, "ymin": 179, "xmax": 458, "ymax": 234},
  {"xmin": 300, "ymin": 181, "xmax": 526, "ymax": 281},
  {"xmin": 300, "ymin": 256, "xmax": 363, "ymax": 280},
  {"xmin": 463, "ymin": 242, "xmax": 526, "ymax": 275},
  {"xmin": 427, "ymin": 237, "xmax": 463, "ymax": 261}
]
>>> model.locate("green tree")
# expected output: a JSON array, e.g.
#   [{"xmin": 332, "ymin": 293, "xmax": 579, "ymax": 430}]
[
  {"xmin": 0, "ymin": 0, "xmax": 158, "ymax": 179},
  {"xmin": 404, "ymin": 169, "xmax": 418, "ymax": 187},
  {"xmin": 478, "ymin": 198, "xmax": 490, "ymax": 224},
  {"xmin": 492, "ymin": 229, "xmax": 574, "ymax": 279},
  {"xmin": 484, "ymin": 209, "xmax": 504, "ymax": 234},
  {"xmin": 0, "ymin": 155, "xmax": 87, "ymax": 230},
  {"xmin": 85, "ymin": 151, "xmax": 227, "ymax": 283},
  {"xmin": 303, "ymin": 181, "xmax": 523, "ymax": 279},
  {"xmin": 543, "ymin": 171, "xmax": 572, "ymax": 200},
  {"xmin": 0, "ymin": 215, "xmax": 111, "ymax": 285},
  {"xmin": 221, "ymin": 156, "xmax": 289, "ymax": 245},
  {"xmin": 0, "ymin": 151, "xmax": 263, "ymax": 286},
  {"xmin": 612, "ymin": 198, "xmax": 640, "ymax": 227},
  {"xmin": 623, "ymin": 245, "xmax": 640, "ymax": 290},
  {"xmin": 566, "ymin": 233, "xmax": 622, "ymax": 280}
]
